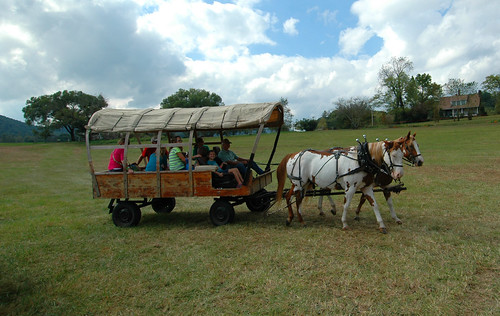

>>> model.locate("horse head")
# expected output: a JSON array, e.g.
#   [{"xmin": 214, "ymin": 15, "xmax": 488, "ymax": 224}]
[
  {"xmin": 382, "ymin": 137, "xmax": 406, "ymax": 180},
  {"xmin": 403, "ymin": 132, "xmax": 424, "ymax": 166}
]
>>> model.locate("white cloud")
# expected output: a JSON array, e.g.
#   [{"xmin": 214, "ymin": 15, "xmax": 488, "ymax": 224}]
[
  {"xmin": 0, "ymin": 0, "xmax": 499, "ymax": 124},
  {"xmin": 339, "ymin": 27, "xmax": 374, "ymax": 56},
  {"xmin": 136, "ymin": 0, "xmax": 275, "ymax": 60},
  {"xmin": 283, "ymin": 17, "xmax": 299, "ymax": 36}
]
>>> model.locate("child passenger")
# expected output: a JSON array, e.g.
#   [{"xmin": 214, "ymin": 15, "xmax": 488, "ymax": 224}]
[{"xmin": 207, "ymin": 150, "xmax": 244, "ymax": 188}]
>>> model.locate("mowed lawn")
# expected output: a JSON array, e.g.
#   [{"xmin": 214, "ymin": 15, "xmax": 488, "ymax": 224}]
[{"xmin": 1, "ymin": 117, "xmax": 499, "ymax": 315}]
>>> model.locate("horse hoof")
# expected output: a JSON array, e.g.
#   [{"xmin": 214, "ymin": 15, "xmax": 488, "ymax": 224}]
[
  {"xmin": 354, "ymin": 216, "xmax": 360, "ymax": 221},
  {"xmin": 330, "ymin": 210, "xmax": 336, "ymax": 216},
  {"xmin": 342, "ymin": 226, "xmax": 349, "ymax": 231},
  {"xmin": 396, "ymin": 220, "xmax": 403, "ymax": 225},
  {"xmin": 286, "ymin": 220, "xmax": 291, "ymax": 227},
  {"xmin": 379, "ymin": 227, "xmax": 387, "ymax": 234},
  {"xmin": 319, "ymin": 212, "xmax": 325, "ymax": 217}
]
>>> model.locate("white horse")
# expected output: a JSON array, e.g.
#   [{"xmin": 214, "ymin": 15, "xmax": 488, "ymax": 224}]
[
  {"xmin": 276, "ymin": 136, "xmax": 407, "ymax": 233},
  {"xmin": 316, "ymin": 132, "xmax": 423, "ymax": 225}
]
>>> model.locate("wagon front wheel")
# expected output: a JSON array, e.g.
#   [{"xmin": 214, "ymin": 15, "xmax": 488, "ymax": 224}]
[
  {"xmin": 112, "ymin": 202, "xmax": 141, "ymax": 227},
  {"xmin": 151, "ymin": 198, "xmax": 176, "ymax": 213},
  {"xmin": 209, "ymin": 200, "xmax": 235, "ymax": 226},
  {"xmin": 246, "ymin": 189, "xmax": 271, "ymax": 212}
]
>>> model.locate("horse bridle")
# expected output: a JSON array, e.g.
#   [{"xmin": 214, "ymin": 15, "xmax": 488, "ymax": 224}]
[
  {"xmin": 382, "ymin": 145, "xmax": 404, "ymax": 175},
  {"xmin": 402, "ymin": 140, "xmax": 422, "ymax": 166}
]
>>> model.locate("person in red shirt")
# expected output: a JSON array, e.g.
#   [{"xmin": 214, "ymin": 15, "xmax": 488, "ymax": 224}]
[
  {"xmin": 108, "ymin": 138, "xmax": 127, "ymax": 171},
  {"xmin": 136, "ymin": 137, "xmax": 158, "ymax": 167}
]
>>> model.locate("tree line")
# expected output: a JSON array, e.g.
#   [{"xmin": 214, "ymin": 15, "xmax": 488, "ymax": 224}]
[
  {"xmin": 294, "ymin": 57, "xmax": 500, "ymax": 131},
  {"xmin": 21, "ymin": 57, "xmax": 500, "ymax": 141}
]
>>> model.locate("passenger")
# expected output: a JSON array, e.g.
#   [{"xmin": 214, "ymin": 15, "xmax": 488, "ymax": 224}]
[
  {"xmin": 136, "ymin": 137, "xmax": 158, "ymax": 166},
  {"xmin": 192, "ymin": 137, "xmax": 210, "ymax": 157},
  {"xmin": 207, "ymin": 150, "xmax": 243, "ymax": 188},
  {"xmin": 194, "ymin": 145, "xmax": 209, "ymax": 166},
  {"xmin": 145, "ymin": 148, "xmax": 168, "ymax": 171},
  {"xmin": 218, "ymin": 138, "xmax": 264, "ymax": 176},
  {"xmin": 108, "ymin": 138, "xmax": 130, "ymax": 172},
  {"xmin": 168, "ymin": 136, "xmax": 187, "ymax": 171}
]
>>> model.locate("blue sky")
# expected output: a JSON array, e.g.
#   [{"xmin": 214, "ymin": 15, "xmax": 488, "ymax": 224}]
[{"xmin": 1, "ymin": 0, "xmax": 499, "ymax": 123}]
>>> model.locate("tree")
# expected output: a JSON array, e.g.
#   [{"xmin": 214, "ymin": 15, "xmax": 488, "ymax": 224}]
[
  {"xmin": 279, "ymin": 97, "xmax": 294, "ymax": 131},
  {"xmin": 444, "ymin": 78, "xmax": 478, "ymax": 96},
  {"xmin": 161, "ymin": 88, "xmax": 223, "ymax": 108},
  {"xmin": 482, "ymin": 74, "xmax": 500, "ymax": 113},
  {"xmin": 334, "ymin": 97, "xmax": 372, "ymax": 129},
  {"xmin": 406, "ymin": 73, "xmax": 442, "ymax": 121},
  {"xmin": 295, "ymin": 118, "xmax": 318, "ymax": 131},
  {"xmin": 23, "ymin": 90, "xmax": 108, "ymax": 141},
  {"xmin": 378, "ymin": 56, "xmax": 414, "ymax": 111}
]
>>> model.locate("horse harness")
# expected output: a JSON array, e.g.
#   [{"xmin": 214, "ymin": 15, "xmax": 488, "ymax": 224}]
[{"xmin": 288, "ymin": 142, "xmax": 401, "ymax": 192}]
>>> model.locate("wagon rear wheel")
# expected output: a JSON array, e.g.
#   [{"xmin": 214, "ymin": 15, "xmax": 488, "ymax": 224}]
[
  {"xmin": 151, "ymin": 198, "xmax": 176, "ymax": 213},
  {"xmin": 112, "ymin": 202, "xmax": 141, "ymax": 227},
  {"xmin": 210, "ymin": 200, "xmax": 235, "ymax": 226},
  {"xmin": 246, "ymin": 189, "xmax": 271, "ymax": 212}
]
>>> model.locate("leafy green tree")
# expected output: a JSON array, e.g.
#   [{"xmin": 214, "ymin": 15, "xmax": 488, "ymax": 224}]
[
  {"xmin": 161, "ymin": 88, "xmax": 223, "ymax": 108},
  {"xmin": 378, "ymin": 56, "xmax": 414, "ymax": 111},
  {"xmin": 406, "ymin": 73, "xmax": 442, "ymax": 121},
  {"xmin": 279, "ymin": 97, "xmax": 294, "ymax": 131},
  {"xmin": 23, "ymin": 90, "xmax": 108, "ymax": 141},
  {"xmin": 295, "ymin": 118, "xmax": 318, "ymax": 131},
  {"xmin": 482, "ymin": 74, "xmax": 500, "ymax": 113}
]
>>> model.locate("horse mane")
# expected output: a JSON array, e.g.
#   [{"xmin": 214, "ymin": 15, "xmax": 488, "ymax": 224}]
[{"xmin": 368, "ymin": 142, "xmax": 385, "ymax": 166}]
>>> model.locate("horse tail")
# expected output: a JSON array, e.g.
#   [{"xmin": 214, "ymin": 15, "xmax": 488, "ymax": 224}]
[{"xmin": 276, "ymin": 153, "xmax": 294, "ymax": 204}]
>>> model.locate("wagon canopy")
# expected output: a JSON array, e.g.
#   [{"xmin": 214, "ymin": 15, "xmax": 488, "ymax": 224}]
[{"xmin": 86, "ymin": 102, "xmax": 283, "ymax": 133}]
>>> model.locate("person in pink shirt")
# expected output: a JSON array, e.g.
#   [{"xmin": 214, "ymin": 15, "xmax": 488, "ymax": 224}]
[{"xmin": 108, "ymin": 138, "xmax": 127, "ymax": 171}]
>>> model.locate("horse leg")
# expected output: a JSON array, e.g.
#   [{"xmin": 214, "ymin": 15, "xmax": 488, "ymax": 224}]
[
  {"xmin": 341, "ymin": 188, "xmax": 356, "ymax": 230},
  {"xmin": 285, "ymin": 187, "xmax": 294, "ymax": 226},
  {"xmin": 295, "ymin": 191, "xmax": 306, "ymax": 227},
  {"xmin": 327, "ymin": 195, "xmax": 337, "ymax": 216},
  {"xmin": 361, "ymin": 187, "xmax": 387, "ymax": 234},
  {"xmin": 317, "ymin": 196, "xmax": 325, "ymax": 216},
  {"xmin": 384, "ymin": 191, "xmax": 402, "ymax": 225},
  {"xmin": 355, "ymin": 194, "xmax": 367, "ymax": 221}
]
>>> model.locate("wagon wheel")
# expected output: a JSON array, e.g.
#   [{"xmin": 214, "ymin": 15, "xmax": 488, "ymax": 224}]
[
  {"xmin": 112, "ymin": 202, "xmax": 141, "ymax": 227},
  {"xmin": 246, "ymin": 189, "xmax": 271, "ymax": 212},
  {"xmin": 151, "ymin": 198, "xmax": 176, "ymax": 213},
  {"xmin": 209, "ymin": 200, "xmax": 235, "ymax": 226}
]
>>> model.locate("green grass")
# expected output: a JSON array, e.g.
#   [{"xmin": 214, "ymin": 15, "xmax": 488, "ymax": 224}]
[{"xmin": 1, "ymin": 116, "xmax": 499, "ymax": 315}]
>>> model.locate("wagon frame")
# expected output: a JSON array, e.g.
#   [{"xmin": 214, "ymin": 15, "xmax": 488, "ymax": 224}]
[{"xmin": 85, "ymin": 102, "xmax": 284, "ymax": 227}]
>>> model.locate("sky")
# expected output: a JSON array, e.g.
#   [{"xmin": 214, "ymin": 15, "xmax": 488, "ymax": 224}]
[{"xmin": 1, "ymin": 0, "xmax": 499, "ymax": 122}]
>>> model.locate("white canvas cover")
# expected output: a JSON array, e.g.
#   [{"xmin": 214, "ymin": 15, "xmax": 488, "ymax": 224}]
[{"xmin": 86, "ymin": 102, "xmax": 283, "ymax": 133}]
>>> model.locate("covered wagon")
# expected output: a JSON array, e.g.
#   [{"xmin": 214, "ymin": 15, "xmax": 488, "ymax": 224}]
[{"xmin": 85, "ymin": 102, "xmax": 284, "ymax": 227}]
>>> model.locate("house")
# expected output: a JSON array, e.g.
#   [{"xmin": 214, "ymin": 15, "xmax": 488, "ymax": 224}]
[{"xmin": 439, "ymin": 91, "xmax": 481, "ymax": 118}]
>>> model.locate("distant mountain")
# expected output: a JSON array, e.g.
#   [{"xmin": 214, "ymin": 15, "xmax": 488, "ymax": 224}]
[
  {"xmin": 0, "ymin": 115, "xmax": 73, "ymax": 143},
  {"xmin": 0, "ymin": 115, "xmax": 39, "ymax": 142}
]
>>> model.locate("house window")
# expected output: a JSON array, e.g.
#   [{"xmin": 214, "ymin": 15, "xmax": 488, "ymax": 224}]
[{"xmin": 451, "ymin": 100, "xmax": 467, "ymax": 106}]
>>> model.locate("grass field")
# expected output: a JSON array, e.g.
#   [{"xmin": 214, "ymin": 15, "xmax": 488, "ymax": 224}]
[{"xmin": 1, "ymin": 116, "xmax": 499, "ymax": 315}]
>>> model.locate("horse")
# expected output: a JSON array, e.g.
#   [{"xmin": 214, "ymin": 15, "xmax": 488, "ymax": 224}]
[
  {"xmin": 276, "ymin": 136, "xmax": 407, "ymax": 233},
  {"xmin": 316, "ymin": 132, "xmax": 423, "ymax": 225}
]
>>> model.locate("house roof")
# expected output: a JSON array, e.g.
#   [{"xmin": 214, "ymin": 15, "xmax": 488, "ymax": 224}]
[
  {"xmin": 439, "ymin": 93, "xmax": 480, "ymax": 110},
  {"xmin": 86, "ymin": 102, "xmax": 284, "ymax": 133}
]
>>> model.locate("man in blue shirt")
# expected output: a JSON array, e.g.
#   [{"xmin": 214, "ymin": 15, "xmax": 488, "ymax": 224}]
[{"xmin": 218, "ymin": 138, "xmax": 264, "ymax": 176}]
